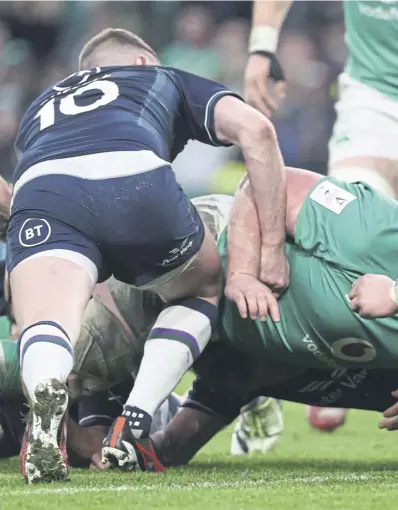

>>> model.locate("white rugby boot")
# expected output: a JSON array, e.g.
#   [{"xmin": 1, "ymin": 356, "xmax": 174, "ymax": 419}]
[
  {"xmin": 231, "ymin": 397, "xmax": 283, "ymax": 455},
  {"xmin": 20, "ymin": 378, "xmax": 69, "ymax": 484}
]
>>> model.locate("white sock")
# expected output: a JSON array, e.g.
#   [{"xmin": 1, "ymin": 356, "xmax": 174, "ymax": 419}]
[
  {"xmin": 19, "ymin": 322, "xmax": 74, "ymax": 400},
  {"xmin": 126, "ymin": 338, "xmax": 191, "ymax": 416},
  {"xmin": 125, "ymin": 300, "xmax": 217, "ymax": 416}
]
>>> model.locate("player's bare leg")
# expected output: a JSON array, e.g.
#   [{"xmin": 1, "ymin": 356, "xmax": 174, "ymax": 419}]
[
  {"xmin": 102, "ymin": 223, "xmax": 223, "ymax": 469},
  {"xmin": 10, "ymin": 255, "xmax": 94, "ymax": 483},
  {"xmin": 127, "ymin": 222, "xmax": 222, "ymax": 402},
  {"xmin": 329, "ymin": 156, "xmax": 398, "ymax": 198}
]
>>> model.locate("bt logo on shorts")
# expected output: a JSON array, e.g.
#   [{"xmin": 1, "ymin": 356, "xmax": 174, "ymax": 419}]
[{"xmin": 18, "ymin": 218, "xmax": 51, "ymax": 247}]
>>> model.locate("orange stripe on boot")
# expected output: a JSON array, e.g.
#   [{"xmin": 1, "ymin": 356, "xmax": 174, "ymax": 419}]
[
  {"xmin": 136, "ymin": 440, "xmax": 166, "ymax": 472},
  {"xmin": 109, "ymin": 417, "xmax": 126, "ymax": 448}
]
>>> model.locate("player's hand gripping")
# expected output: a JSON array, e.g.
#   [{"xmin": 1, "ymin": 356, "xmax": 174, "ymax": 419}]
[
  {"xmin": 348, "ymin": 274, "xmax": 398, "ymax": 318},
  {"xmin": 244, "ymin": 53, "xmax": 286, "ymax": 118},
  {"xmin": 259, "ymin": 244, "xmax": 289, "ymax": 298},
  {"xmin": 225, "ymin": 272, "xmax": 280, "ymax": 322}
]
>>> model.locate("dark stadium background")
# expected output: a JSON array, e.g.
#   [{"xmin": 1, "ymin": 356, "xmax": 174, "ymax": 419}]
[{"xmin": 0, "ymin": 0, "xmax": 345, "ymax": 199}]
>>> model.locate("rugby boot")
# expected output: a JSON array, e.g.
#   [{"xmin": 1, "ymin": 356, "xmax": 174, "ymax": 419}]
[
  {"xmin": 102, "ymin": 405, "xmax": 165, "ymax": 472},
  {"xmin": 102, "ymin": 406, "xmax": 165, "ymax": 472},
  {"xmin": 20, "ymin": 378, "xmax": 69, "ymax": 484},
  {"xmin": 231, "ymin": 397, "xmax": 283, "ymax": 455}
]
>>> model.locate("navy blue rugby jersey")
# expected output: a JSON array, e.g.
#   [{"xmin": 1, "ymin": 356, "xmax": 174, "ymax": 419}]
[{"xmin": 14, "ymin": 65, "xmax": 242, "ymax": 182}]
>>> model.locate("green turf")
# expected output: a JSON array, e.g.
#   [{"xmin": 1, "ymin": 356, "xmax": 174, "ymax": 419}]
[{"xmin": 2, "ymin": 402, "xmax": 398, "ymax": 510}]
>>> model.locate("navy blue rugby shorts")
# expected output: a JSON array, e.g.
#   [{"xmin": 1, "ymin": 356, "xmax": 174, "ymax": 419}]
[{"xmin": 7, "ymin": 151, "xmax": 205, "ymax": 285}]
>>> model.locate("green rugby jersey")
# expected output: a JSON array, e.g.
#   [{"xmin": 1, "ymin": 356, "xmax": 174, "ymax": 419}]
[
  {"xmin": 219, "ymin": 178, "xmax": 398, "ymax": 370},
  {"xmin": 344, "ymin": 1, "xmax": 398, "ymax": 98}
]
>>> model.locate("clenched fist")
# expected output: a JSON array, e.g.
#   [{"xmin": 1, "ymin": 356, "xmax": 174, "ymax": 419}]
[{"xmin": 349, "ymin": 274, "xmax": 398, "ymax": 319}]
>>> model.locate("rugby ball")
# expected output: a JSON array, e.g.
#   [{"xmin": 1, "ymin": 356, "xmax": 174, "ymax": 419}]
[{"xmin": 306, "ymin": 406, "xmax": 347, "ymax": 432}]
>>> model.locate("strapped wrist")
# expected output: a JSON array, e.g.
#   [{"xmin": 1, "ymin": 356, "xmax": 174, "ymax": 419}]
[{"xmin": 249, "ymin": 26, "xmax": 279, "ymax": 54}]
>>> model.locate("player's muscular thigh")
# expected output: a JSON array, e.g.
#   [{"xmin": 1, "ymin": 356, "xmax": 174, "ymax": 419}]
[
  {"xmin": 331, "ymin": 157, "xmax": 398, "ymax": 198},
  {"xmin": 10, "ymin": 256, "xmax": 94, "ymax": 344}
]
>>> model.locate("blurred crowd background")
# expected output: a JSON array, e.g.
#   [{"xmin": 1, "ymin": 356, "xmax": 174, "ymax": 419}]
[{"xmin": 0, "ymin": 0, "xmax": 346, "ymax": 195}]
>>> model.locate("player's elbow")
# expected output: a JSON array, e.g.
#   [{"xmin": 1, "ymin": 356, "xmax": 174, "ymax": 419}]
[
  {"xmin": 239, "ymin": 111, "xmax": 277, "ymax": 151},
  {"xmin": 251, "ymin": 114, "xmax": 277, "ymax": 143}
]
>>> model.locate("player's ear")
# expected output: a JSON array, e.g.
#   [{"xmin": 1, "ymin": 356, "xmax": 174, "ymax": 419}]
[
  {"xmin": 134, "ymin": 53, "xmax": 159, "ymax": 66},
  {"xmin": 134, "ymin": 55, "xmax": 148, "ymax": 66}
]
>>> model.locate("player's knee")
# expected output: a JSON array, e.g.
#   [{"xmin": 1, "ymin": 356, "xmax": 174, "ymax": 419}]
[{"xmin": 329, "ymin": 165, "xmax": 396, "ymax": 198}]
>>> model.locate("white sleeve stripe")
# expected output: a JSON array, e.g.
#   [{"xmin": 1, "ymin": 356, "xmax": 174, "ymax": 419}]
[{"xmin": 204, "ymin": 90, "xmax": 232, "ymax": 146}]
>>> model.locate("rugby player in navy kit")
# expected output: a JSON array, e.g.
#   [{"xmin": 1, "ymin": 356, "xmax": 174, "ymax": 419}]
[{"xmin": 6, "ymin": 29, "xmax": 287, "ymax": 483}]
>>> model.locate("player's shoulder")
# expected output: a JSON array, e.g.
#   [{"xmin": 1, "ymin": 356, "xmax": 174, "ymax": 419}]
[
  {"xmin": 99, "ymin": 64, "xmax": 178, "ymax": 84},
  {"xmin": 23, "ymin": 65, "xmax": 198, "ymax": 116},
  {"xmin": 28, "ymin": 65, "xmax": 166, "ymax": 103},
  {"xmin": 161, "ymin": 66, "xmax": 224, "ymax": 88},
  {"xmin": 23, "ymin": 82, "xmax": 55, "ymax": 119}
]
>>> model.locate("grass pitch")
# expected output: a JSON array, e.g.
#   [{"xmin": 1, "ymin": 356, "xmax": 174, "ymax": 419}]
[{"xmin": 1, "ymin": 402, "xmax": 398, "ymax": 510}]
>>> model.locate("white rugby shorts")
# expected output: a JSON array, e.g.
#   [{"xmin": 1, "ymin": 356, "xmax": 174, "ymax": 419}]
[{"xmin": 329, "ymin": 73, "xmax": 398, "ymax": 165}]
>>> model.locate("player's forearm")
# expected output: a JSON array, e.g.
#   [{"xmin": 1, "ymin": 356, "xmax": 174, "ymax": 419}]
[
  {"xmin": 67, "ymin": 416, "xmax": 107, "ymax": 467},
  {"xmin": 249, "ymin": 0, "xmax": 292, "ymax": 53},
  {"xmin": 227, "ymin": 176, "xmax": 261, "ymax": 279},
  {"xmin": 151, "ymin": 407, "xmax": 226, "ymax": 467},
  {"xmin": 214, "ymin": 97, "xmax": 286, "ymax": 250},
  {"xmin": 238, "ymin": 123, "xmax": 286, "ymax": 251},
  {"xmin": 252, "ymin": 0, "xmax": 292, "ymax": 28}
]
